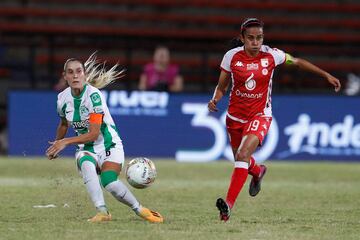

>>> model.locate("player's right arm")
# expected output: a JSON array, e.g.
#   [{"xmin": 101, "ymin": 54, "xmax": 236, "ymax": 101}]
[
  {"xmin": 46, "ymin": 117, "xmax": 68, "ymax": 160},
  {"xmin": 208, "ymin": 70, "xmax": 231, "ymax": 112},
  {"xmin": 55, "ymin": 117, "xmax": 68, "ymax": 140}
]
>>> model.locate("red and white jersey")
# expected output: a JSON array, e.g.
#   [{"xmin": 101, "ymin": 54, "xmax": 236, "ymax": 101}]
[{"xmin": 221, "ymin": 45, "xmax": 286, "ymax": 121}]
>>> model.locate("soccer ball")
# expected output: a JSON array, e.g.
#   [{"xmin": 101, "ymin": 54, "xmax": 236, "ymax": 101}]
[{"xmin": 125, "ymin": 157, "xmax": 157, "ymax": 189}]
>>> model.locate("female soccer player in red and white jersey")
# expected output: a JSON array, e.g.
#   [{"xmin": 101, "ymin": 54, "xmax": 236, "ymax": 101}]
[{"xmin": 208, "ymin": 18, "xmax": 341, "ymax": 222}]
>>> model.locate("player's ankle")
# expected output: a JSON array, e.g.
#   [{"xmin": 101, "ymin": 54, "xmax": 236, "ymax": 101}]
[{"xmin": 96, "ymin": 205, "xmax": 108, "ymax": 214}]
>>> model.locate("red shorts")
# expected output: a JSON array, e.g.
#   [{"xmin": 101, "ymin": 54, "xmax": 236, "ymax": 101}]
[{"xmin": 226, "ymin": 115, "xmax": 272, "ymax": 150}]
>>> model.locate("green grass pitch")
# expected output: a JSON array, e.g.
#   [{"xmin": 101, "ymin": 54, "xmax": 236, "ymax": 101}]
[{"xmin": 0, "ymin": 157, "xmax": 359, "ymax": 240}]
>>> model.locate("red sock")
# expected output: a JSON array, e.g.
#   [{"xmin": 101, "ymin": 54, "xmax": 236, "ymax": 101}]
[
  {"xmin": 225, "ymin": 161, "xmax": 248, "ymax": 209},
  {"xmin": 248, "ymin": 157, "xmax": 261, "ymax": 178}
]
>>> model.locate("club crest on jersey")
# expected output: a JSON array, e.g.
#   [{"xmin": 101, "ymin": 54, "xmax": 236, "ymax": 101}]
[
  {"xmin": 246, "ymin": 63, "xmax": 258, "ymax": 70},
  {"xmin": 261, "ymin": 58, "xmax": 269, "ymax": 67},
  {"xmin": 80, "ymin": 105, "xmax": 89, "ymax": 116},
  {"xmin": 245, "ymin": 73, "xmax": 256, "ymax": 91}
]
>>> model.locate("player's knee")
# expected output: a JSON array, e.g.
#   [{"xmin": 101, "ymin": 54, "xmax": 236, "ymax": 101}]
[
  {"xmin": 235, "ymin": 149, "xmax": 250, "ymax": 162},
  {"xmin": 100, "ymin": 170, "xmax": 118, "ymax": 188},
  {"xmin": 78, "ymin": 155, "xmax": 97, "ymax": 169}
]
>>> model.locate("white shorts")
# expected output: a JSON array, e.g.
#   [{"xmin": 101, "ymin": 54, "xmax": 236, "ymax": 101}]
[{"xmin": 75, "ymin": 146, "xmax": 125, "ymax": 170}]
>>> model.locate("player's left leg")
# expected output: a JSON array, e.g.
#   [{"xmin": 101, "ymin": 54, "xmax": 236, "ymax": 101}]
[
  {"xmin": 217, "ymin": 134, "xmax": 259, "ymax": 222},
  {"xmin": 100, "ymin": 147, "xmax": 163, "ymax": 223},
  {"xmin": 248, "ymin": 157, "xmax": 261, "ymax": 179},
  {"xmin": 248, "ymin": 161, "xmax": 267, "ymax": 197},
  {"xmin": 246, "ymin": 116, "xmax": 271, "ymax": 197},
  {"xmin": 100, "ymin": 147, "xmax": 141, "ymax": 212}
]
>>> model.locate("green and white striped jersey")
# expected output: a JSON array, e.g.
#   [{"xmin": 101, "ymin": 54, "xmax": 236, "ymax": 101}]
[{"xmin": 57, "ymin": 84, "xmax": 122, "ymax": 154}]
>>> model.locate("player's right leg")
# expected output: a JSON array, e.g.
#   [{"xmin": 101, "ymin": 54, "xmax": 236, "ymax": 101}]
[
  {"xmin": 219, "ymin": 117, "xmax": 262, "ymax": 221},
  {"xmin": 216, "ymin": 198, "xmax": 231, "ymax": 222},
  {"xmin": 76, "ymin": 151, "xmax": 111, "ymax": 222},
  {"xmin": 215, "ymin": 118, "xmax": 252, "ymax": 221}
]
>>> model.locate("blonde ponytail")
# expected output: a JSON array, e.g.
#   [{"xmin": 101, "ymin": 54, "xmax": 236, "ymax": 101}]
[{"xmin": 84, "ymin": 52, "xmax": 125, "ymax": 89}]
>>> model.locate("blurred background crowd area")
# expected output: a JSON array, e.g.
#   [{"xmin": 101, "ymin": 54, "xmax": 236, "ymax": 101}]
[{"xmin": 0, "ymin": 0, "xmax": 360, "ymax": 153}]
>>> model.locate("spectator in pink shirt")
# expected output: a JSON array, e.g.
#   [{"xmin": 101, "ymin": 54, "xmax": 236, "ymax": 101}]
[{"xmin": 139, "ymin": 46, "xmax": 183, "ymax": 92}]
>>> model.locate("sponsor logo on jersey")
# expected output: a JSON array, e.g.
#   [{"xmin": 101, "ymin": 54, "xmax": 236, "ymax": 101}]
[
  {"xmin": 234, "ymin": 61, "xmax": 244, "ymax": 67},
  {"xmin": 245, "ymin": 73, "xmax": 256, "ymax": 91},
  {"xmin": 246, "ymin": 63, "xmax": 258, "ymax": 70},
  {"xmin": 93, "ymin": 106, "xmax": 104, "ymax": 114},
  {"xmin": 261, "ymin": 58, "xmax": 269, "ymax": 67},
  {"xmin": 235, "ymin": 90, "xmax": 263, "ymax": 99},
  {"xmin": 90, "ymin": 92, "xmax": 102, "ymax": 106},
  {"xmin": 72, "ymin": 119, "xmax": 89, "ymax": 130}
]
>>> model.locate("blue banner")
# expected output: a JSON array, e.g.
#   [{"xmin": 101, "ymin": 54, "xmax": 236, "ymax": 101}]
[{"xmin": 8, "ymin": 90, "xmax": 360, "ymax": 161}]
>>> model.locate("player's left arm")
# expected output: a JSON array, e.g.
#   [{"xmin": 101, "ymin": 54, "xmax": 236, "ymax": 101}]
[
  {"xmin": 46, "ymin": 113, "xmax": 102, "ymax": 159},
  {"xmin": 286, "ymin": 54, "xmax": 341, "ymax": 92}
]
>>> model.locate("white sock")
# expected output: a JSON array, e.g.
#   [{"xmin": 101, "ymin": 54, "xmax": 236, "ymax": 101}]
[
  {"xmin": 105, "ymin": 180, "xmax": 141, "ymax": 213},
  {"xmin": 81, "ymin": 161, "xmax": 107, "ymax": 212}
]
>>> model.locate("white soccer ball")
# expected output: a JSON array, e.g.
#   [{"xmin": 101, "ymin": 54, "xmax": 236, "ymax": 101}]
[{"xmin": 125, "ymin": 157, "xmax": 157, "ymax": 189}]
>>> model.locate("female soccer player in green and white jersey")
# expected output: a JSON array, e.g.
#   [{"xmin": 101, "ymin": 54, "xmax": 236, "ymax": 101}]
[{"xmin": 46, "ymin": 54, "xmax": 163, "ymax": 223}]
